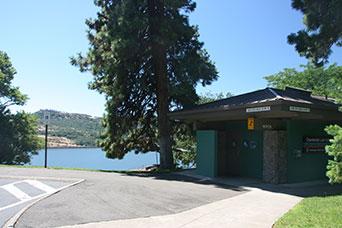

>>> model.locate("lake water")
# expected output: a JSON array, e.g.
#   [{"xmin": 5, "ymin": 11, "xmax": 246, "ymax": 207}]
[{"xmin": 27, "ymin": 148, "xmax": 160, "ymax": 171}]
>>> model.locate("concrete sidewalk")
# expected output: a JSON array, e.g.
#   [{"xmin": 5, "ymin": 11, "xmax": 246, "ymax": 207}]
[{"xmin": 61, "ymin": 188, "xmax": 302, "ymax": 228}]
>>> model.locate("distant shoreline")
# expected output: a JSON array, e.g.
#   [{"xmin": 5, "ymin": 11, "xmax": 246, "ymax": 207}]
[{"xmin": 46, "ymin": 147, "xmax": 100, "ymax": 150}]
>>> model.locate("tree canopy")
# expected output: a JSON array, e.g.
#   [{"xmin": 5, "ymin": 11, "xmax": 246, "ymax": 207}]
[
  {"xmin": 198, "ymin": 91, "xmax": 233, "ymax": 105},
  {"xmin": 72, "ymin": 0, "xmax": 218, "ymax": 168},
  {"xmin": 0, "ymin": 51, "xmax": 27, "ymax": 113},
  {"xmin": 0, "ymin": 51, "xmax": 41, "ymax": 164},
  {"xmin": 288, "ymin": 0, "xmax": 342, "ymax": 66},
  {"xmin": 265, "ymin": 64, "xmax": 342, "ymax": 103}
]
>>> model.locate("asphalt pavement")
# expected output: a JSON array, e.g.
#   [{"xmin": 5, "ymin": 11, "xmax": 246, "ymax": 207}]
[
  {"xmin": 0, "ymin": 167, "xmax": 246, "ymax": 228},
  {"xmin": 0, "ymin": 175, "xmax": 80, "ymax": 228}
]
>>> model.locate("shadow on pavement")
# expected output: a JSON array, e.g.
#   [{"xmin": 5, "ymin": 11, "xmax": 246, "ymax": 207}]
[
  {"xmin": 109, "ymin": 170, "xmax": 342, "ymax": 198},
  {"xmin": 259, "ymin": 182, "xmax": 342, "ymax": 197},
  {"xmin": 113, "ymin": 171, "xmax": 247, "ymax": 192}
]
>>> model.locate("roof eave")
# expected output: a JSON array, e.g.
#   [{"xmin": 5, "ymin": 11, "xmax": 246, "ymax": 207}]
[{"xmin": 169, "ymin": 99, "xmax": 340, "ymax": 120}]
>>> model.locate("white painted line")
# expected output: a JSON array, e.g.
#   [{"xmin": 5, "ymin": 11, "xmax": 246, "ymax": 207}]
[
  {"xmin": 4, "ymin": 179, "xmax": 85, "ymax": 228},
  {"xmin": 24, "ymin": 180, "xmax": 56, "ymax": 193},
  {"xmin": 0, "ymin": 192, "xmax": 47, "ymax": 212},
  {"xmin": 0, "ymin": 179, "xmax": 56, "ymax": 212},
  {"xmin": 0, "ymin": 180, "xmax": 27, "ymax": 188},
  {"xmin": 0, "ymin": 178, "xmax": 84, "ymax": 214},
  {"xmin": 1, "ymin": 184, "xmax": 31, "ymax": 201}
]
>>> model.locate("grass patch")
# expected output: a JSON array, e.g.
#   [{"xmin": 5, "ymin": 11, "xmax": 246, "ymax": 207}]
[{"xmin": 275, "ymin": 194, "xmax": 342, "ymax": 228}]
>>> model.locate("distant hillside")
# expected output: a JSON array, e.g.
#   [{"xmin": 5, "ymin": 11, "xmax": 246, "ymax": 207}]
[{"xmin": 35, "ymin": 110, "xmax": 102, "ymax": 147}]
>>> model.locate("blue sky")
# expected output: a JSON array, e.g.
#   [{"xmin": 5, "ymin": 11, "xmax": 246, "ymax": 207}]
[{"xmin": 1, "ymin": 0, "xmax": 341, "ymax": 117}]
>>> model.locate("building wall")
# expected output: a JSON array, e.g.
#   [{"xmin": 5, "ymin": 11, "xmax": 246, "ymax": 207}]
[
  {"xmin": 286, "ymin": 120, "xmax": 336, "ymax": 183},
  {"xmin": 196, "ymin": 119, "xmax": 340, "ymax": 183},
  {"xmin": 197, "ymin": 121, "xmax": 264, "ymax": 179},
  {"xmin": 196, "ymin": 130, "xmax": 217, "ymax": 177}
]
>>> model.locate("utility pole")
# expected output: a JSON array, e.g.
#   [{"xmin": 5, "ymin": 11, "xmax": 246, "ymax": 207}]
[
  {"xmin": 44, "ymin": 124, "xmax": 48, "ymax": 168},
  {"xmin": 43, "ymin": 111, "xmax": 50, "ymax": 168}
]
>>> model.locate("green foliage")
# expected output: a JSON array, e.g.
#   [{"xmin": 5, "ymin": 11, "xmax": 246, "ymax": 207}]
[
  {"xmin": 288, "ymin": 0, "xmax": 342, "ymax": 66},
  {"xmin": 0, "ymin": 51, "xmax": 41, "ymax": 164},
  {"xmin": 71, "ymin": 0, "xmax": 218, "ymax": 161},
  {"xmin": 198, "ymin": 91, "xmax": 233, "ymax": 104},
  {"xmin": 265, "ymin": 64, "xmax": 342, "ymax": 103},
  {"xmin": 0, "ymin": 51, "xmax": 27, "ymax": 111},
  {"xmin": 0, "ymin": 112, "xmax": 42, "ymax": 164},
  {"xmin": 173, "ymin": 123, "xmax": 196, "ymax": 168},
  {"xmin": 35, "ymin": 110, "xmax": 102, "ymax": 147},
  {"xmin": 325, "ymin": 125, "xmax": 342, "ymax": 184}
]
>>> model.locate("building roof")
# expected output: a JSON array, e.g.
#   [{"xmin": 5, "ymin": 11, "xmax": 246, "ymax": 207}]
[
  {"xmin": 191, "ymin": 87, "xmax": 337, "ymax": 110},
  {"xmin": 169, "ymin": 87, "xmax": 341, "ymax": 121}
]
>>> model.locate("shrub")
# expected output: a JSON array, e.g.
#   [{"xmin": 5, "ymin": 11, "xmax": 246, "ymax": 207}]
[{"xmin": 325, "ymin": 125, "xmax": 342, "ymax": 184}]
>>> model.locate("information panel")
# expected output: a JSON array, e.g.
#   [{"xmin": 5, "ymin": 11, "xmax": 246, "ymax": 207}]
[{"xmin": 303, "ymin": 137, "xmax": 330, "ymax": 153}]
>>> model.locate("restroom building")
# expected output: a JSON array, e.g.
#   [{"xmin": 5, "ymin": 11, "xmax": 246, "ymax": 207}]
[{"xmin": 170, "ymin": 87, "xmax": 342, "ymax": 183}]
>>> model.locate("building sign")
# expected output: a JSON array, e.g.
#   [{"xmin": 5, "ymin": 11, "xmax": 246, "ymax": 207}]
[
  {"xmin": 247, "ymin": 117, "xmax": 255, "ymax": 130},
  {"xmin": 43, "ymin": 111, "xmax": 50, "ymax": 125},
  {"xmin": 246, "ymin": 106, "xmax": 271, "ymax": 113},
  {"xmin": 303, "ymin": 137, "xmax": 330, "ymax": 153},
  {"xmin": 289, "ymin": 106, "xmax": 310, "ymax": 113},
  {"xmin": 249, "ymin": 141, "xmax": 257, "ymax": 149}
]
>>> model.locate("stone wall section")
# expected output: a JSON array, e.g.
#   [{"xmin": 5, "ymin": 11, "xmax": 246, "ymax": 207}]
[{"xmin": 263, "ymin": 130, "xmax": 287, "ymax": 184}]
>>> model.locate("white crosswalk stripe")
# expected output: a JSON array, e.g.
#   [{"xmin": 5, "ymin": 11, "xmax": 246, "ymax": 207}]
[
  {"xmin": 1, "ymin": 183, "xmax": 31, "ymax": 201},
  {"xmin": 0, "ymin": 179, "xmax": 57, "ymax": 212},
  {"xmin": 24, "ymin": 180, "xmax": 55, "ymax": 193}
]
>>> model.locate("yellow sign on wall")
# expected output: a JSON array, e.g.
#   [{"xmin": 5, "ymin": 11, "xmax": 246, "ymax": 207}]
[{"xmin": 248, "ymin": 117, "xmax": 255, "ymax": 130}]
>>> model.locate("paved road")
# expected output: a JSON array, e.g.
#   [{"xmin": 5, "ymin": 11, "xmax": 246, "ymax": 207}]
[
  {"xmin": 0, "ymin": 175, "xmax": 79, "ymax": 228},
  {"xmin": 60, "ymin": 189, "xmax": 302, "ymax": 228},
  {"xmin": 0, "ymin": 167, "xmax": 246, "ymax": 228}
]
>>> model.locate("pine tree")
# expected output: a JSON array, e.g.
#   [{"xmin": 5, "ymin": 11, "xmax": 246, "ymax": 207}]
[
  {"xmin": 288, "ymin": 0, "xmax": 342, "ymax": 66},
  {"xmin": 71, "ymin": 0, "xmax": 218, "ymax": 169}
]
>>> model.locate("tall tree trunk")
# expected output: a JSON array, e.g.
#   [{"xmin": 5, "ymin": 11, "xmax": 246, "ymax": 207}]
[{"xmin": 148, "ymin": 0, "xmax": 174, "ymax": 169}]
